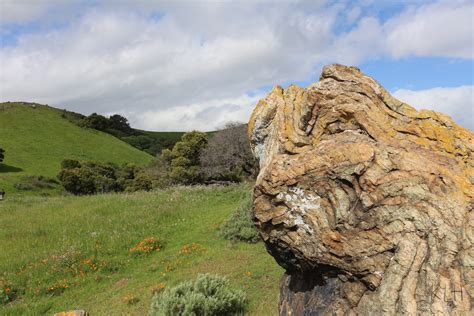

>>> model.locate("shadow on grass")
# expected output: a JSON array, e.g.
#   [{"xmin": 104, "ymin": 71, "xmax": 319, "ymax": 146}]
[{"xmin": 0, "ymin": 163, "xmax": 23, "ymax": 173}]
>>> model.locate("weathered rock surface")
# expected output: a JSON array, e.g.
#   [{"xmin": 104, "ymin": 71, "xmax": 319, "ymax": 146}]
[{"xmin": 248, "ymin": 64, "xmax": 473, "ymax": 315}]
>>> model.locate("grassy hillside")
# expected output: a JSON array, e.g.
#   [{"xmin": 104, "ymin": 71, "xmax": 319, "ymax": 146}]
[
  {"xmin": 0, "ymin": 184, "xmax": 282, "ymax": 315},
  {"xmin": 0, "ymin": 102, "xmax": 153, "ymax": 195},
  {"xmin": 60, "ymin": 109, "xmax": 185, "ymax": 156}
]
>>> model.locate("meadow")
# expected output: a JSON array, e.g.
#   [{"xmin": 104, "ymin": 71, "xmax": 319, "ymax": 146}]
[{"xmin": 0, "ymin": 184, "xmax": 282, "ymax": 315}]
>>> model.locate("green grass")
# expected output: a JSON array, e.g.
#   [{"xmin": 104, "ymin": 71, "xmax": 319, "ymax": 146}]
[
  {"xmin": 0, "ymin": 102, "xmax": 153, "ymax": 195},
  {"xmin": 0, "ymin": 184, "xmax": 282, "ymax": 315}
]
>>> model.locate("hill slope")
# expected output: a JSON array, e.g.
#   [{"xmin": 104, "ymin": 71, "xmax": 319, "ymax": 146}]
[{"xmin": 0, "ymin": 102, "xmax": 153, "ymax": 194}]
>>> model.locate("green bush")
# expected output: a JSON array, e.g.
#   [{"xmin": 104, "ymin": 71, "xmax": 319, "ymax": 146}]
[
  {"xmin": 61, "ymin": 159, "xmax": 81, "ymax": 169},
  {"xmin": 58, "ymin": 160, "xmax": 164, "ymax": 195},
  {"xmin": 149, "ymin": 274, "xmax": 246, "ymax": 316},
  {"xmin": 58, "ymin": 160, "xmax": 120, "ymax": 195},
  {"xmin": 163, "ymin": 131, "xmax": 208, "ymax": 185},
  {"xmin": 124, "ymin": 173, "xmax": 153, "ymax": 192},
  {"xmin": 220, "ymin": 195, "xmax": 260, "ymax": 243}
]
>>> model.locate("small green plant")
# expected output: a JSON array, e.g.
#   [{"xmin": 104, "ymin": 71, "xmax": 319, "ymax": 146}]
[
  {"xmin": 0, "ymin": 280, "xmax": 18, "ymax": 304},
  {"xmin": 220, "ymin": 195, "xmax": 260, "ymax": 243},
  {"xmin": 149, "ymin": 274, "xmax": 246, "ymax": 316}
]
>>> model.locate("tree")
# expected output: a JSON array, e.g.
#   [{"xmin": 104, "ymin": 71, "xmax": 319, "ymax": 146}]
[
  {"xmin": 200, "ymin": 123, "xmax": 257, "ymax": 182},
  {"xmin": 163, "ymin": 131, "xmax": 208, "ymax": 184},
  {"xmin": 80, "ymin": 113, "xmax": 109, "ymax": 131},
  {"xmin": 108, "ymin": 114, "xmax": 131, "ymax": 133},
  {"xmin": 0, "ymin": 147, "xmax": 4, "ymax": 163}
]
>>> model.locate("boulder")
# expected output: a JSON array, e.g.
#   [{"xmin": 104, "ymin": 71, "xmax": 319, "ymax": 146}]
[{"xmin": 248, "ymin": 64, "xmax": 473, "ymax": 315}]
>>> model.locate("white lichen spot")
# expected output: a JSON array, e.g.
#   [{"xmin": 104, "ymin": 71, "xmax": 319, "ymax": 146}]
[{"xmin": 277, "ymin": 186, "xmax": 321, "ymax": 234}]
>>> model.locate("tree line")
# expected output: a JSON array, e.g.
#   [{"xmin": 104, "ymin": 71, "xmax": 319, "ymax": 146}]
[
  {"xmin": 63, "ymin": 111, "xmax": 183, "ymax": 156},
  {"xmin": 57, "ymin": 123, "xmax": 257, "ymax": 195}
]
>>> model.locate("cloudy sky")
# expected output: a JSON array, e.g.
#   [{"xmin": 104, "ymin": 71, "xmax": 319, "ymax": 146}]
[{"xmin": 0, "ymin": 0, "xmax": 473, "ymax": 131}]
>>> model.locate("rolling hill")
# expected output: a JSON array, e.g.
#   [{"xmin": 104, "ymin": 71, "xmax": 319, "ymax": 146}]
[{"xmin": 0, "ymin": 102, "xmax": 154, "ymax": 195}]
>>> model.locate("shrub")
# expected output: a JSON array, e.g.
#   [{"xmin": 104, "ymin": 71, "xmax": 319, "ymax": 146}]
[
  {"xmin": 58, "ymin": 159, "xmax": 165, "ymax": 195},
  {"xmin": 124, "ymin": 173, "xmax": 153, "ymax": 192},
  {"xmin": 149, "ymin": 274, "xmax": 246, "ymax": 316},
  {"xmin": 144, "ymin": 156, "xmax": 173, "ymax": 189},
  {"xmin": 163, "ymin": 131, "xmax": 208, "ymax": 185},
  {"xmin": 61, "ymin": 159, "xmax": 81, "ymax": 169},
  {"xmin": 58, "ymin": 160, "xmax": 120, "ymax": 195},
  {"xmin": 220, "ymin": 195, "xmax": 260, "ymax": 243}
]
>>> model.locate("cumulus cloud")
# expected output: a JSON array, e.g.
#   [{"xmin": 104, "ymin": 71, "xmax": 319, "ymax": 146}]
[
  {"xmin": 393, "ymin": 85, "xmax": 474, "ymax": 130},
  {"xmin": 124, "ymin": 93, "xmax": 265, "ymax": 132},
  {"xmin": 383, "ymin": 0, "xmax": 474, "ymax": 59},
  {"xmin": 0, "ymin": 0, "xmax": 472, "ymax": 131}
]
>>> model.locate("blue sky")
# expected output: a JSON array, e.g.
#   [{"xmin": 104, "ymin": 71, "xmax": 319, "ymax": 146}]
[{"xmin": 0, "ymin": 0, "xmax": 472, "ymax": 131}]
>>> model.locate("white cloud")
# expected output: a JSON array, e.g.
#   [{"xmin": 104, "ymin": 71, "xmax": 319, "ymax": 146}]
[
  {"xmin": 0, "ymin": 0, "xmax": 83, "ymax": 25},
  {"xmin": 383, "ymin": 0, "xmax": 474, "ymax": 59},
  {"xmin": 0, "ymin": 0, "xmax": 472, "ymax": 131},
  {"xmin": 393, "ymin": 85, "xmax": 474, "ymax": 130},
  {"xmin": 125, "ymin": 93, "xmax": 265, "ymax": 132}
]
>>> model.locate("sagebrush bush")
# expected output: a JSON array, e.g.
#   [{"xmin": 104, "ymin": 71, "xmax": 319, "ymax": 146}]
[
  {"xmin": 220, "ymin": 195, "xmax": 260, "ymax": 243},
  {"xmin": 149, "ymin": 274, "xmax": 246, "ymax": 316}
]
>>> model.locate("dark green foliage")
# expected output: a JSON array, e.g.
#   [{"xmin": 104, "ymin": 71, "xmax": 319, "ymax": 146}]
[
  {"xmin": 58, "ymin": 160, "xmax": 161, "ymax": 195},
  {"xmin": 200, "ymin": 123, "xmax": 257, "ymax": 182},
  {"xmin": 58, "ymin": 160, "xmax": 120, "ymax": 195},
  {"xmin": 163, "ymin": 131, "xmax": 208, "ymax": 185},
  {"xmin": 122, "ymin": 132, "xmax": 184, "ymax": 156},
  {"xmin": 79, "ymin": 113, "xmax": 110, "ymax": 131},
  {"xmin": 116, "ymin": 164, "xmax": 153, "ymax": 192},
  {"xmin": 108, "ymin": 114, "xmax": 132, "ymax": 133},
  {"xmin": 149, "ymin": 274, "xmax": 247, "ymax": 316},
  {"xmin": 79, "ymin": 113, "xmax": 132, "ymax": 137},
  {"xmin": 0, "ymin": 147, "xmax": 4, "ymax": 163},
  {"xmin": 13, "ymin": 176, "xmax": 59, "ymax": 191},
  {"xmin": 125, "ymin": 173, "xmax": 153, "ymax": 192},
  {"xmin": 220, "ymin": 194, "xmax": 260, "ymax": 243},
  {"xmin": 61, "ymin": 159, "xmax": 81, "ymax": 170}
]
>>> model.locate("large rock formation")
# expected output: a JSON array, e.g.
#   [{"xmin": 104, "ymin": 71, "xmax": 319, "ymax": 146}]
[{"xmin": 248, "ymin": 64, "xmax": 473, "ymax": 315}]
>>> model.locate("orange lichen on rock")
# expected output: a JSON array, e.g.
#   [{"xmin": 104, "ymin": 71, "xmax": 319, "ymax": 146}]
[{"xmin": 248, "ymin": 64, "xmax": 473, "ymax": 315}]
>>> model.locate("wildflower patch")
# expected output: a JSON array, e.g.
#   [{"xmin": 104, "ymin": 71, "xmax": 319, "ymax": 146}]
[
  {"xmin": 129, "ymin": 237, "xmax": 163, "ymax": 257},
  {"xmin": 45, "ymin": 279, "xmax": 70, "ymax": 296},
  {"xmin": 178, "ymin": 243, "xmax": 205, "ymax": 256}
]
